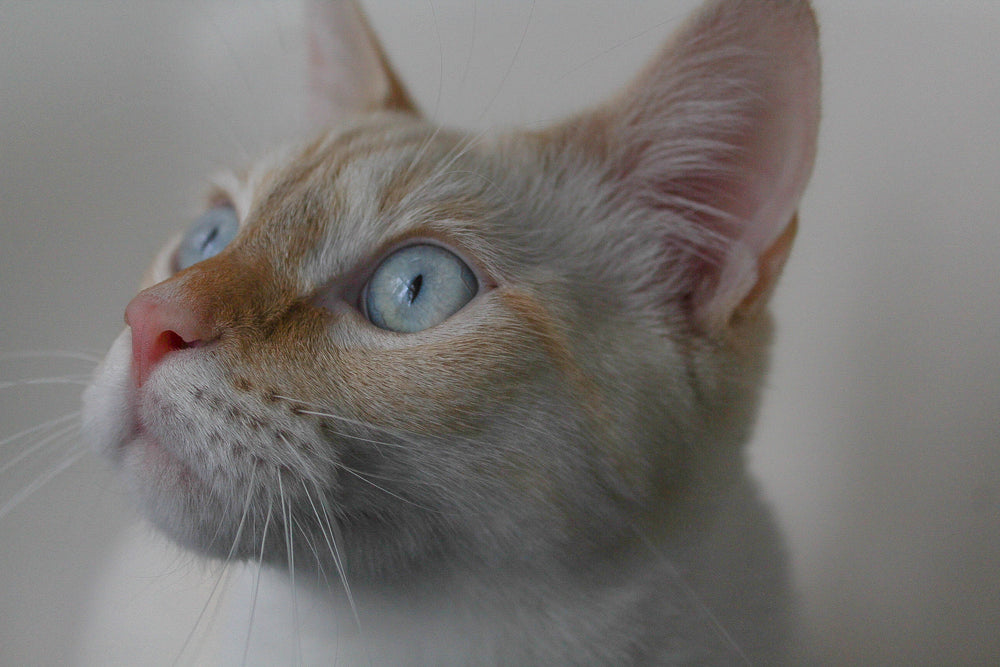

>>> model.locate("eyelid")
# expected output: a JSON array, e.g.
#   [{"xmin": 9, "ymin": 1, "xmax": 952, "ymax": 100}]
[
  {"xmin": 369, "ymin": 235, "xmax": 492, "ymax": 285},
  {"xmin": 356, "ymin": 236, "xmax": 491, "ymax": 312}
]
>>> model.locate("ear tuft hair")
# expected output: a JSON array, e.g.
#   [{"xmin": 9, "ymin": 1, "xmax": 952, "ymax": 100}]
[{"xmin": 563, "ymin": 0, "xmax": 820, "ymax": 334}]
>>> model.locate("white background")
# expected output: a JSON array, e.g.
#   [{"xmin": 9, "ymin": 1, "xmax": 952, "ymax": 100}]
[{"xmin": 1, "ymin": 1, "xmax": 998, "ymax": 663}]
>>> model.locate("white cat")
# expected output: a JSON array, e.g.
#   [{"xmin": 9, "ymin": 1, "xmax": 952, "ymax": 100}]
[{"xmin": 81, "ymin": 0, "xmax": 820, "ymax": 663}]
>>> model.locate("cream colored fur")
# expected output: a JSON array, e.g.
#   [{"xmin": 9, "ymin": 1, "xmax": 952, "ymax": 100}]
[{"xmin": 82, "ymin": 0, "xmax": 820, "ymax": 663}]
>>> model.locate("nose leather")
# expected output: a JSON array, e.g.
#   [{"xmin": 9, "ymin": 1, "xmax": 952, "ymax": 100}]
[{"xmin": 125, "ymin": 290, "xmax": 215, "ymax": 388}]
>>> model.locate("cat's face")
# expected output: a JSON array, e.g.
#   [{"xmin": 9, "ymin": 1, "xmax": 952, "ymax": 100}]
[
  {"xmin": 82, "ymin": 0, "xmax": 819, "ymax": 586},
  {"xmin": 82, "ymin": 114, "xmax": 690, "ymax": 579}
]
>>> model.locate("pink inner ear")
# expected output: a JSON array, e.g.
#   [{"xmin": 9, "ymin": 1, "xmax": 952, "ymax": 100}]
[
  {"xmin": 305, "ymin": 0, "xmax": 416, "ymax": 127},
  {"xmin": 701, "ymin": 71, "xmax": 820, "ymax": 331},
  {"xmin": 607, "ymin": 0, "xmax": 821, "ymax": 334}
]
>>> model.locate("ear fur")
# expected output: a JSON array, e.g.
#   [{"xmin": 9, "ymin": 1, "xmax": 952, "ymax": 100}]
[
  {"xmin": 564, "ymin": 0, "xmax": 820, "ymax": 335},
  {"xmin": 306, "ymin": 0, "xmax": 417, "ymax": 125}
]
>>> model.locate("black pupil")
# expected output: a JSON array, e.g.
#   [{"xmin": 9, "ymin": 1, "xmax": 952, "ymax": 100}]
[
  {"xmin": 407, "ymin": 274, "xmax": 423, "ymax": 304},
  {"xmin": 201, "ymin": 226, "xmax": 219, "ymax": 252}
]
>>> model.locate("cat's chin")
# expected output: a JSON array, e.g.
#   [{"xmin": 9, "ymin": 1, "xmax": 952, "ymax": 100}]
[
  {"xmin": 81, "ymin": 329, "xmax": 136, "ymax": 464},
  {"xmin": 122, "ymin": 430, "xmax": 201, "ymax": 494}
]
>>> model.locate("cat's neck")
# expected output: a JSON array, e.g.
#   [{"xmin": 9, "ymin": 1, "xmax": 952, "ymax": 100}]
[{"xmin": 280, "ymin": 464, "xmax": 788, "ymax": 665}]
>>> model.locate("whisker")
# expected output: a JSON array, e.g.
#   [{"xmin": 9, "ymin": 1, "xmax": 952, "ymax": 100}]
[
  {"xmin": 0, "ymin": 376, "xmax": 91, "ymax": 391},
  {"xmin": 229, "ymin": 465, "xmax": 259, "ymax": 560},
  {"xmin": 303, "ymin": 481, "xmax": 357, "ymax": 622},
  {"xmin": 426, "ymin": 126, "xmax": 491, "ymax": 183},
  {"xmin": 173, "ymin": 467, "xmax": 259, "ymax": 665},
  {"xmin": 0, "ymin": 411, "xmax": 79, "ymax": 451},
  {"xmin": 456, "ymin": 0, "xmax": 477, "ymax": 92},
  {"xmin": 425, "ymin": 0, "xmax": 444, "ymax": 119},
  {"xmin": 476, "ymin": 0, "xmax": 535, "ymax": 122},
  {"xmin": 305, "ymin": 480, "xmax": 371, "ymax": 666},
  {"xmin": 630, "ymin": 525, "xmax": 751, "ymax": 665},
  {"xmin": 274, "ymin": 396, "xmax": 420, "ymax": 442},
  {"xmin": 0, "ymin": 421, "xmax": 80, "ymax": 477},
  {"xmin": 273, "ymin": 397, "xmax": 409, "ymax": 451},
  {"xmin": 278, "ymin": 473, "xmax": 302, "ymax": 666},
  {"xmin": 243, "ymin": 496, "xmax": 274, "ymax": 667},
  {"xmin": 333, "ymin": 462, "xmax": 443, "ymax": 514},
  {"xmin": 277, "ymin": 431, "xmax": 334, "ymax": 480},
  {"xmin": 403, "ymin": 124, "xmax": 444, "ymax": 181},
  {"xmin": 170, "ymin": 566, "xmax": 233, "ymax": 667},
  {"xmin": 275, "ymin": 392, "xmax": 565, "ymax": 464},
  {"xmin": 287, "ymin": 412, "xmax": 401, "ymax": 454},
  {"xmin": 272, "ymin": 393, "xmax": 564, "ymax": 510},
  {"xmin": 0, "ymin": 350, "xmax": 101, "ymax": 364},
  {"xmin": 0, "ymin": 446, "xmax": 86, "ymax": 522},
  {"xmin": 291, "ymin": 512, "xmax": 325, "ymax": 581}
]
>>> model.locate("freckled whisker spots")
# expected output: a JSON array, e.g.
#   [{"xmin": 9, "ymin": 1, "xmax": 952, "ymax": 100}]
[{"xmin": 233, "ymin": 377, "xmax": 254, "ymax": 392}]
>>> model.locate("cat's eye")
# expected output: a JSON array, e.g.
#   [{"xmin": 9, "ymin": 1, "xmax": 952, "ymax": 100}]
[
  {"xmin": 174, "ymin": 205, "xmax": 239, "ymax": 272},
  {"xmin": 364, "ymin": 244, "xmax": 478, "ymax": 333}
]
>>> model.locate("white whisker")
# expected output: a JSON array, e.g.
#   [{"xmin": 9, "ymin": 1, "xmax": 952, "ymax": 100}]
[
  {"xmin": 0, "ymin": 411, "xmax": 79, "ymax": 451},
  {"xmin": 291, "ymin": 513, "xmax": 324, "ymax": 580},
  {"xmin": 173, "ymin": 467, "xmax": 259, "ymax": 665},
  {"xmin": 0, "ymin": 376, "xmax": 91, "ymax": 391},
  {"xmin": 278, "ymin": 473, "xmax": 302, "ymax": 666},
  {"xmin": 303, "ymin": 481, "xmax": 358, "ymax": 626},
  {"xmin": 425, "ymin": 0, "xmax": 444, "ymax": 119},
  {"xmin": 243, "ymin": 496, "xmax": 273, "ymax": 667},
  {"xmin": 334, "ymin": 463, "xmax": 442, "ymax": 514},
  {"xmin": 456, "ymin": 0, "xmax": 477, "ymax": 92},
  {"xmin": 0, "ymin": 446, "xmax": 86, "ymax": 522},
  {"xmin": 305, "ymin": 480, "xmax": 373, "ymax": 667},
  {"xmin": 0, "ymin": 422, "xmax": 80, "ymax": 476},
  {"xmin": 476, "ymin": 0, "xmax": 535, "ymax": 122},
  {"xmin": 424, "ymin": 127, "xmax": 492, "ymax": 187},
  {"xmin": 403, "ymin": 124, "xmax": 444, "ymax": 181},
  {"xmin": 275, "ymin": 392, "xmax": 567, "ymax": 469},
  {"xmin": 630, "ymin": 525, "xmax": 751, "ymax": 665},
  {"xmin": 0, "ymin": 350, "xmax": 101, "ymax": 364}
]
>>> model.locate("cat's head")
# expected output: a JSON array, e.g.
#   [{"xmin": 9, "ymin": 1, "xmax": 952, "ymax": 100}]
[{"xmin": 82, "ymin": 0, "xmax": 819, "ymax": 583}]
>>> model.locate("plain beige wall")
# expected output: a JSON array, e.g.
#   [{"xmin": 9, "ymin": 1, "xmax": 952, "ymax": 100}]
[{"xmin": 1, "ymin": 1, "xmax": 998, "ymax": 663}]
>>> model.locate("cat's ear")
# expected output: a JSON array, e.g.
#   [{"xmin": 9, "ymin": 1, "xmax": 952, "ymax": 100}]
[
  {"xmin": 306, "ymin": 0, "xmax": 417, "ymax": 124},
  {"xmin": 566, "ymin": 0, "xmax": 820, "ymax": 335}
]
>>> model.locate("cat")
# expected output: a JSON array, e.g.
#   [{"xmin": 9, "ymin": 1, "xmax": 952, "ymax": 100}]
[{"xmin": 80, "ymin": 0, "xmax": 820, "ymax": 664}]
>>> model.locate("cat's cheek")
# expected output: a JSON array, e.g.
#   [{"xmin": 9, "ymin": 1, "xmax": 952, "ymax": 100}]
[
  {"xmin": 120, "ymin": 433, "xmax": 197, "ymax": 498},
  {"xmin": 81, "ymin": 328, "xmax": 137, "ymax": 464}
]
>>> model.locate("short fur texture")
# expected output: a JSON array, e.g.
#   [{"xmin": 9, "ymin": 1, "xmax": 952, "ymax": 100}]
[{"xmin": 82, "ymin": 1, "xmax": 820, "ymax": 663}]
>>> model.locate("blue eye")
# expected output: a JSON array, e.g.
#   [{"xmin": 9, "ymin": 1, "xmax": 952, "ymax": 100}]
[
  {"xmin": 365, "ymin": 244, "xmax": 478, "ymax": 333},
  {"xmin": 175, "ymin": 205, "xmax": 239, "ymax": 271}
]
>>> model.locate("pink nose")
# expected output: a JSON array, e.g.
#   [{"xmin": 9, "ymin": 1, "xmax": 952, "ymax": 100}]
[{"xmin": 125, "ymin": 290, "xmax": 215, "ymax": 388}]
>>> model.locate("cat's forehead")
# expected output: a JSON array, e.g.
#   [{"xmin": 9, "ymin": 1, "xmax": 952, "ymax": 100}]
[{"xmin": 213, "ymin": 114, "xmax": 507, "ymax": 287}]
